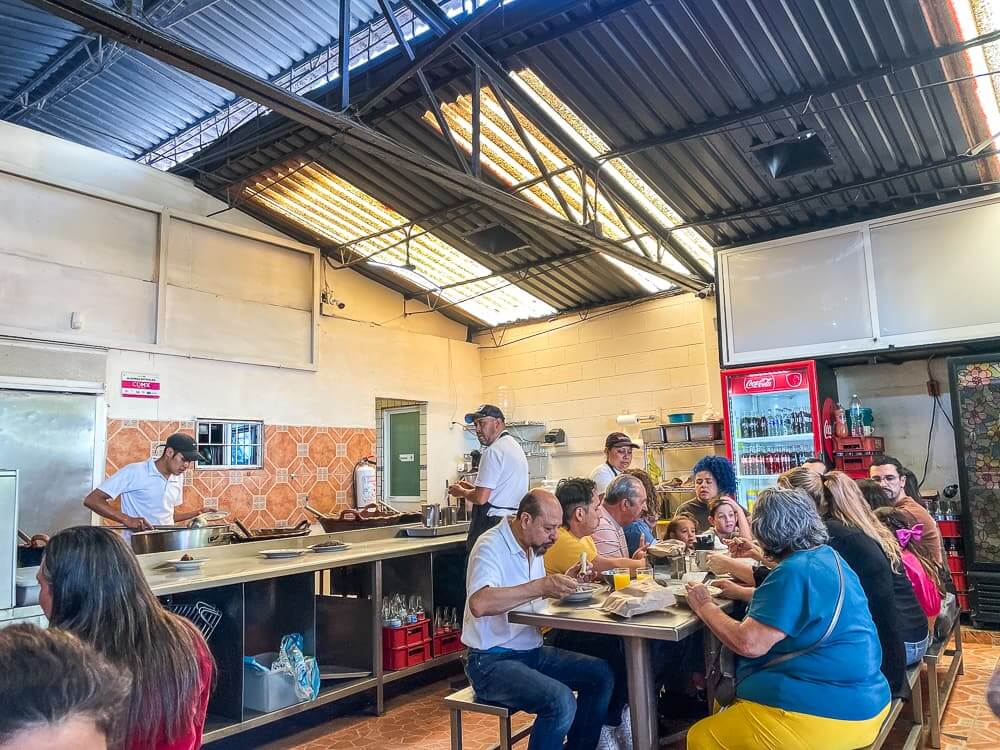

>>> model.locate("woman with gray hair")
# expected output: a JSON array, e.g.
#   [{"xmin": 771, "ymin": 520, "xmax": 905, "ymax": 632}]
[{"xmin": 685, "ymin": 487, "xmax": 890, "ymax": 750}]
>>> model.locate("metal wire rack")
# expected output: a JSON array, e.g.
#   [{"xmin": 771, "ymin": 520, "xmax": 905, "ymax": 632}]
[{"xmin": 168, "ymin": 601, "xmax": 223, "ymax": 641}]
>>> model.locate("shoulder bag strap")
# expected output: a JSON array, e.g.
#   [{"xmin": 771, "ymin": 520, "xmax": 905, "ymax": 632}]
[{"xmin": 735, "ymin": 551, "xmax": 846, "ymax": 682}]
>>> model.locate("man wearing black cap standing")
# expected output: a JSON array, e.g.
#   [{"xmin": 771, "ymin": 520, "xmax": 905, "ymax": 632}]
[
  {"xmin": 84, "ymin": 433, "xmax": 209, "ymax": 530},
  {"xmin": 449, "ymin": 405, "xmax": 529, "ymax": 551},
  {"xmin": 589, "ymin": 432, "xmax": 640, "ymax": 497}
]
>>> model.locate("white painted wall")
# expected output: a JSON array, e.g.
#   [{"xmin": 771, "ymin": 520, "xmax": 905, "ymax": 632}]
[
  {"xmin": 0, "ymin": 122, "xmax": 481, "ymax": 493},
  {"xmin": 835, "ymin": 358, "xmax": 959, "ymax": 493},
  {"xmin": 475, "ymin": 294, "xmax": 722, "ymax": 479}
]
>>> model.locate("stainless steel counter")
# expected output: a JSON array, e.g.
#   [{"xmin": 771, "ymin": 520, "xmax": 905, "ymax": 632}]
[{"xmin": 136, "ymin": 524, "xmax": 468, "ymax": 596}]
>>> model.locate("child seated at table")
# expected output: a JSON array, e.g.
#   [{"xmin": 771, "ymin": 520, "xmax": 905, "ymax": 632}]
[
  {"xmin": 666, "ymin": 514, "xmax": 697, "ymax": 551},
  {"xmin": 709, "ymin": 497, "xmax": 743, "ymax": 542}
]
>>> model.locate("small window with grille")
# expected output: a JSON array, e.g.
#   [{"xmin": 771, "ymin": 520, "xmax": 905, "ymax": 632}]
[{"xmin": 195, "ymin": 419, "xmax": 263, "ymax": 469}]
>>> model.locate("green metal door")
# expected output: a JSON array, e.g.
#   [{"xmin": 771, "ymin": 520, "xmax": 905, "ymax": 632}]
[{"xmin": 387, "ymin": 409, "xmax": 420, "ymax": 499}]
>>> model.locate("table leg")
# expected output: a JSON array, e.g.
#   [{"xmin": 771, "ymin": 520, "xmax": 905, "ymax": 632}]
[
  {"xmin": 623, "ymin": 636, "xmax": 657, "ymax": 750},
  {"xmin": 702, "ymin": 626, "xmax": 722, "ymax": 712}
]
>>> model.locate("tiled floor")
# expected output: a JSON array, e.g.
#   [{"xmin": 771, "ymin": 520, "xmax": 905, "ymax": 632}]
[{"xmin": 216, "ymin": 632, "xmax": 1000, "ymax": 750}]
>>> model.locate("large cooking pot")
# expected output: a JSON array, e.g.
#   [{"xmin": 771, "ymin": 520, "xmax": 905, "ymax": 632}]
[{"xmin": 129, "ymin": 524, "xmax": 230, "ymax": 555}]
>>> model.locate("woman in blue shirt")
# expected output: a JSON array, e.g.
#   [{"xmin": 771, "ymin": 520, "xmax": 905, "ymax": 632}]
[{"xmin": 685, "ymin": 486, "xmax": 890, "ymax": 750}]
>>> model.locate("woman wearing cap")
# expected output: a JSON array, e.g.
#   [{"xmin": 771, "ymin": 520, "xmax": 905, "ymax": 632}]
[
  {"xmin": 589, "ymin": 432, "xmax": 639, "ymax": 497},
  {"xmin": 83, "ymin": 433, "xmax": 208, "ymax": 531}
]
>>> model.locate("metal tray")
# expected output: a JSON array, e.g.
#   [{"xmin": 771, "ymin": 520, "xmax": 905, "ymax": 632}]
[{"xmin": 403, "ymin": 523, "xmax": 469, "ymax": 537}]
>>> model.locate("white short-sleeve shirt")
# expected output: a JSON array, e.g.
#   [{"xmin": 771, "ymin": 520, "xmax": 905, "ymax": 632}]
[
  {"xmin": 98, "ymin": 459, "xmax": 183, "ymax": 526},
  {"xmin": 476, "ymin": 433, "xmax": 529, "ymax": 518},
  {"xmin": 461, "ymin": 519, "xmax": 546, "ymax": 652},
  {"xmin": 589, "ymin": 462, "xmax": 619, "ymax": 495}
]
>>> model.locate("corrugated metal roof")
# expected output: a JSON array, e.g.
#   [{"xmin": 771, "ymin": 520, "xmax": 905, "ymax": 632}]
[{"xmin": 6, "ymin": 0, "xmax": 1000, "ymax": 330}]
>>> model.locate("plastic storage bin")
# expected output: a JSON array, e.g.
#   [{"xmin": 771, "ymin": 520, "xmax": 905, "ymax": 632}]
[
  {"xmin": 688, "ymin": 422, "xmax": 723, "ymax": 441},
  {"xmin": 243, "ymin": 652, "xmax": 316, "ymax": 713},
  {"xmin": 382, "ymin": 620, "xmax": 430, "ymax": 650},
  {"xmin": 432, "ymin": 630, "xmax": 463, "ymax": 657},
  {"xmin": 383, "ymin": 640, "xmax": 431, "ymax": 671},
  {"xmin": 664, "ymin": 424, "xmax": 690, "ymax": 443}
]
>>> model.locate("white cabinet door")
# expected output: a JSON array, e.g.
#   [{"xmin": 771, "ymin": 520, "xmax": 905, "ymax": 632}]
[
  {"xmin": 870, "ymin": 200, "xmax": 1000, "ymax": 348},
  {"xmin": 719, "ymin": 228, "xmax": 878, "ymax": 365}
]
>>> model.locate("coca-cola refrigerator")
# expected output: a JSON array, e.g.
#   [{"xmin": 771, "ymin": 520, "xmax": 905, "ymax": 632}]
[{"xmin": 721, "ymin": 360, "xmax": 839, "ymax": 510}]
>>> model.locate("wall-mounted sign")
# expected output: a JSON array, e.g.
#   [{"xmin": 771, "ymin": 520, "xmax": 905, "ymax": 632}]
[
  {"xmin": 398, "ymin": 453, "xmax": 415, "ymax": 463},
  {"xmin": 121, "ymin": 372, "xmax": 160, "ymax": 399}
]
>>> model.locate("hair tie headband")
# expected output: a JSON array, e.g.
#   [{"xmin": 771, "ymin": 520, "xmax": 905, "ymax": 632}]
[{"xmin": 895, "ymin": 523, "xmax": 924, "ymax": 549}]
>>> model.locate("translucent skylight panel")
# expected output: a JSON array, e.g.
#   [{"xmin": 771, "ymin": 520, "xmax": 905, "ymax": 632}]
[
  {"xmin": 245, "ymin": 162, "xmax": 556, "ymax": 326},
  {"xmin": 510, "ymin": 69, "xmax": 714, "ymax": 273}
]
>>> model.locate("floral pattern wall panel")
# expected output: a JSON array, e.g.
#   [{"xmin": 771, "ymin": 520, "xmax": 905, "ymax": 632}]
[{"xmin": 951, "ymin": 359, "xmax": 1000, "ymax": 566}]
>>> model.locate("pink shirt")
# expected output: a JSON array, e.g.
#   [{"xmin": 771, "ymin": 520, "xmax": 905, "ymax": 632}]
[
  {"xmin": 592, "ymin": 505, "xmax": 628, "ymax": 558},
  {"xmin": 901, "ymin": 550, "xmax": 942, "ymax": 618}
]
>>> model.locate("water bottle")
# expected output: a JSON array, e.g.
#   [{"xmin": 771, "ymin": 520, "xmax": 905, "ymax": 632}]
[{"xmin": 849, "ymin": 394, "xmax": 864, "ymax": 438}]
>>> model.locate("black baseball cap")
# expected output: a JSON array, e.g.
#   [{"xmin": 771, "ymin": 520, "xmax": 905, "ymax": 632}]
[
  {"xmin": 464, "ymin": 404, "xmax": 505, "ymax": 424},
  {"xmin": 605, "ymin": 432, "xmax": 640, "ymax": 449},
  {"xmin": 164, "ymin": 433, "xmax": 209, "ymax": 462}
]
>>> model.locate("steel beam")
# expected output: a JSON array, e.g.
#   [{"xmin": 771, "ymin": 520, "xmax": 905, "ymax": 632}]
[
  {"xmin": 488, "ymin": 80, "xmax": 575, "ymax": 222},
  {"xmin": 599, "ymin": 27, "xmax": 1000, "ymax": 160},
  {"xmin": 1, "ymin": 0, "xmax": 219, "ymax": 122},
  {"xmin": 339, "ymin": 0, "xmax": 352, "ymax": 109},
  {"xmin": 404, "ymin": 0, "xmax": 709, "ymax": 280},
  {"xmin": 639, "ymin": 148, "xmax": 1000, "ymax": 236},
  {"xmin": 471, "ymin": 65, "xmax": 481, "ymax": 178},
  {"xmin": 358, "ymin": 0, "xmax": 502, "ymax": 115},
  {"xmin": 22, "ymin": 0, "xmax": 699, "ymax": 290}
]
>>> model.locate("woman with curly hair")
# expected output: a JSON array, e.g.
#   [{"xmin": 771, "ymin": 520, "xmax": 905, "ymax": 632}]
[{"xmin": 675, "ymin": 454, "xmax": 749, "ymax": 537}]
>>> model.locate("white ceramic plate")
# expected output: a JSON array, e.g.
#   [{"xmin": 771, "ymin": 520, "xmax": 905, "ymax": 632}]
[
  {"xmin": 258, "ymin": 549, "xmax": 305, "ymax": 559},
  {"xmin": 165, "ymin": 557, "xmax": 207, "ymax": 571},
  {"xmin": 310, "ymin": 542, "xmax": 351, "ymax": 553}
]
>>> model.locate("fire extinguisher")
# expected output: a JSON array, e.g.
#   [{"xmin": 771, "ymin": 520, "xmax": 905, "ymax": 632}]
[{"xmin": 353, "ymin": 457, "xmax": 377, "ymax": 508}]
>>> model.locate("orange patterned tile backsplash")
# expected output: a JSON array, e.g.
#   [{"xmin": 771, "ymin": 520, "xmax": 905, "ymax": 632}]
[{"xmin": 105, "ymin": 419, "xmax": 375, "ymax": 529}]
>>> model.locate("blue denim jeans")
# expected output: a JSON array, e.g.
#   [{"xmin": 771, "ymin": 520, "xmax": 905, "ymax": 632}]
[
  {"xmin": 465, "ymin": 646, "xmax": 613, "ymax": 750},
  {"xmin": 905, "ymin": 634, "xmax": 930, "ymax": 666}
]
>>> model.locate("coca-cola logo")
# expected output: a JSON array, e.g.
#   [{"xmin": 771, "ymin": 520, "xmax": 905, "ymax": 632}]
[
  {"xmin": 787, "ymin": 373, "xmax": 803, "ymax": 388},
  {"xmin": 744, "ymin": 375, "xmax": 775, "ymax": 391}
]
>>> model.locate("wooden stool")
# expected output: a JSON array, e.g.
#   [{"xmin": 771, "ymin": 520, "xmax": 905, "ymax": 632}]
[
  {"xmin": 924, "ymin": 616, "xmax": 965, "ymax": 748},
  {"xmin": 443, "ymin": 687, "xmax": 533, "ymax": 750},
  {"xmin": 862, "ymin": 665, "xmax": 923, "ymax": 750}
]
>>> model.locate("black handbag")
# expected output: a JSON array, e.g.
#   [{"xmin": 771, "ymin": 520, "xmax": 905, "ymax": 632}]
[{"xmin": 708, "ymin": 553, "xmax": 846, "ymax": 708}]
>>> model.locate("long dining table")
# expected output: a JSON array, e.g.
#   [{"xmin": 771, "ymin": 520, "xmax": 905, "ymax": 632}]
[{"xmin": 508, "ymin": 588, "xmax": 731, "ymax": 750}]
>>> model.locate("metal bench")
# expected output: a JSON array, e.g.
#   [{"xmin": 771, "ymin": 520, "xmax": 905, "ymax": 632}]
[
  {"xmin": 443, "ymin": 686, "xmax": 533, "ymax": 750},
  {"xmin": 862, "ymin": 664, "xmax": 923, "ymax": 750},
  {"xmin": 924, "ymin": 615, "xmax": 964, "ymax": 748}
]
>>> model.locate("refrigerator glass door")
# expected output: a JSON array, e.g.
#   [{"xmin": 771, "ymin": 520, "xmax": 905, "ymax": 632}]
[{"xmin": 726, "ymin": 367, "xmax": 818, "ymax": 510}]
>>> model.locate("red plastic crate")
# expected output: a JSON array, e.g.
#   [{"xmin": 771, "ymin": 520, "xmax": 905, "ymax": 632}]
[
  {"xmin": 833, "ymin": 453, "xmax": 878, "ymax": 473},
  {"xmin": 951, "ymin": 572, "xmax": 967, "ymax": 593},
  {"xmin": 383, "ymin": 640, "xmax": 431, "ymax": 671},
  {"xmin": 832, "ymin": 436, "xmax": 885, "ymax": 453},
  {"xmin": 382, "ymin": 620, "xmax": 430, "ymax": 650},
  {"xmin": 432, "ymin": 630, "xmax": 463, "ymax": 657},
  {"xmin": 938, "ymin": 520, "xmax": 961, "ymax": 538},
  {"xmin": 947, "ymin": 554, "xmax": 965, "ymax": 574},
  {"xmin": 957, "ymin": 593, "xmax": 970, "ymax": 612}
]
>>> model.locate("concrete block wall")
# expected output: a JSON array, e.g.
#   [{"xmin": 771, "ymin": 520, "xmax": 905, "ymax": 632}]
[{"xmin": 475, "ymin": 294, "xmax": 723, "ymax": 479}]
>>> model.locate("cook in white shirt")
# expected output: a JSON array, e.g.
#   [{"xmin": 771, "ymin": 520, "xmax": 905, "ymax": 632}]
[
  {"xmin": 448, "ymin": 404, "xmax": 528, "ymax": 551},
  {"xmin": 84, "ymin": 433, "xmax": 208, "ymax": 530},
  {"xmin": 589, "ymin": 432, "xmax": 639, "ymax": 496}
]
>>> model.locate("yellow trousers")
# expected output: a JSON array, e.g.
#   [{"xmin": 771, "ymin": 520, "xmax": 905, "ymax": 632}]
[{"xmin": 687, "ymin": 699, "xmax": 890, "ymax": 750}]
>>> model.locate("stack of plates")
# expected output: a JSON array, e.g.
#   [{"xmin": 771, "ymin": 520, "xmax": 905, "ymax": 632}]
[{"xmin": 310, "ymin": 541, "xmax": 351, "ymax": 553}]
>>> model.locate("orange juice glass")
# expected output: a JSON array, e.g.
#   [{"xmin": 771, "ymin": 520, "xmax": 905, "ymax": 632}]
[{"xmin": 611, "ymin": 569, "xmax": 631, "ymax": 590}]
